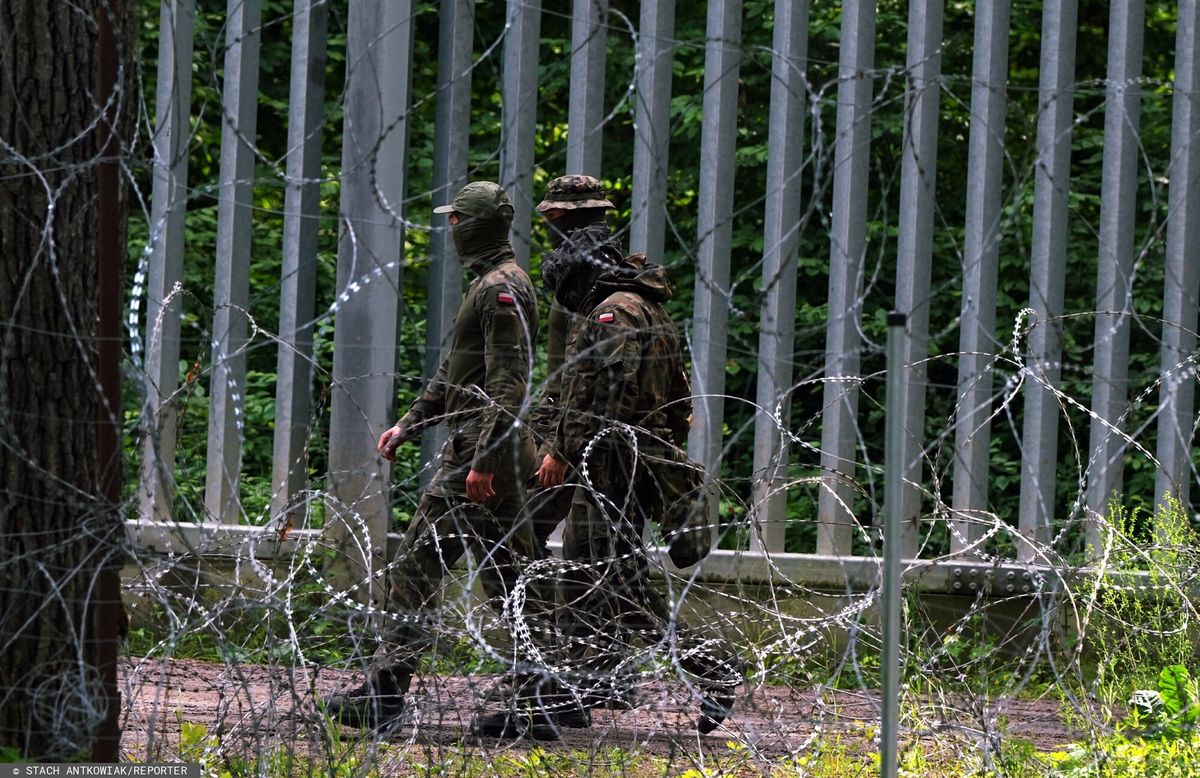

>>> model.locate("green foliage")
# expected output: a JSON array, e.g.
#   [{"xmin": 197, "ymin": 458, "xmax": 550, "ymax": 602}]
[
  {"xmin": 173, "ymin": 716, "xmax": 378, "ymax": 778},
  {"xmin": 418, "ymin": 637, "xmax": 507, "ymax": 677},
  {"xmin": 1153, "ymin": 666, "xmax": 1200, "ymax": 738},
  {"xmin": 1088, "ymin": 497, "xmax": 1200, "ymax": 707},
  {"xmin": 124, "ymin": 575, "xmax": 377, "ymax": 666},
  {"xmin": 1049, "ymin": 730, "xmax": 1200, "ymax": 777},
  {"xmin": 176, "ymin": 718, "xmax": 232, "ymax": 778},
  {"xmin": 399, "ymin": 746, "xmax": 644, "ymax": 778}
]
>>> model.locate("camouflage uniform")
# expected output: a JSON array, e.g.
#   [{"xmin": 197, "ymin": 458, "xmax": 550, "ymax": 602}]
[
  {"xmin": 322, "ymin": 182, "xmax": 550, "ymax": 730},
  {"xmin": 550, "ymin": 253, "xmax": 742, "ymax": 731},
  {"xmin": 382, "ymin": 246, "xmax": 542, "ymax": 663},
  {"xmin": 449, "ymin": 176, "xmax": 634, "ymax": 731},
  {"xmin": 526, "ymin": 221, "xmax": 626, "ymax": 546}
]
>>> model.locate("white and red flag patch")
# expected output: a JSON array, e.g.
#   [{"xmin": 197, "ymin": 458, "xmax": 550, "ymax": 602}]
[
  {"xmin": 497, "ymin": 291, "xmax": 515, "ymax": 305},
  {"xmin": 597, "ymin": 311, "xmax": 615, "ymax": 323}
]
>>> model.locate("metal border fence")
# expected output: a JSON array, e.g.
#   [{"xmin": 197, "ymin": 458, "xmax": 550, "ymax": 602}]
[{"xmin": 132, "ymin": 0, "xmax": 1200, "ymax": 582}]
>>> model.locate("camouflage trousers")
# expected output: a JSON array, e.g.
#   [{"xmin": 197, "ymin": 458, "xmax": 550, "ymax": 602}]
[
  {"xmin": 376, "ymin": 430, "xmax": 554, "ymax": 676},
  {"xmin": 557, "ymin": 445, "xmax": 741, "ymax": 701}
]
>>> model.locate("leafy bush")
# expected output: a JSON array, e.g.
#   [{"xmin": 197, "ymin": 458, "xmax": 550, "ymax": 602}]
[
  {"xmin": 1088, "ymin": 497, "xmax": 1200, "ymax": 708},
  {"xmin": 1126, "ymin": 665, "xmax": 1200, "ymax": 740},
  {"xmin": 1050, "ymin": 676, "xmax": 1200, "ymax": 778}
]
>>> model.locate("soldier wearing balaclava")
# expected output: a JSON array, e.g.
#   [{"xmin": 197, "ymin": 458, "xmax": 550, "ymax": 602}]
[{"xmin": 320, "ymin": 181, "xmax": 568, "ymax": 736}]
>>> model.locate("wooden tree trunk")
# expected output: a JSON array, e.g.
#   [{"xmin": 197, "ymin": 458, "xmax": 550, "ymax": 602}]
[{"xmin": 0, "ymin": 0, "xmax": 129, "ymax": 759}]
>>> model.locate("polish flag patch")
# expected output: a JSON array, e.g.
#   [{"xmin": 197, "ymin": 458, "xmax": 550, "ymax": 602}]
[
  {"xmin": 497, "ymin": 292, "xmax": 515, "ymax": 305},
  {"xmin": 597, "ymin": 311, "xmax": 615, "ymax": 323}
]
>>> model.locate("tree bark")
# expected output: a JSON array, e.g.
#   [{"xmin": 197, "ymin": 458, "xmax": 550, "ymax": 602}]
[{"xmin": 0, "ymin": 0, "xmax": 130, "ymax": 760}]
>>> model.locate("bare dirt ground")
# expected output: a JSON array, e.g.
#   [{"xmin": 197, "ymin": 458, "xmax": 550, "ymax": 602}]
[{"xmin": 118, "ymin": 658, "xmax": 1082, "ymax": 773}]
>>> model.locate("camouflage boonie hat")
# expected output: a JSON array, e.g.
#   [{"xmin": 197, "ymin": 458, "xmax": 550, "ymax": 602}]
[
  {"xmin": 433, "ymin": 181, "xmax": 514, "ymax": 219},
  {"xmin": 535, "ymin": 174, "xmax": 615, "ymax": 212}
]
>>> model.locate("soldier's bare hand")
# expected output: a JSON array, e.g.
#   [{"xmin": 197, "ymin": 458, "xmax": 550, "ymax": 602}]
[
  {"xmin": 466, "ymin": 469, "xmax": 496, "ymax": 503},
  {"xmin": 536, "ymin": 455, "xmax": 568, "ymax": 488},
  {"xmin": 377, "ymin": 425, "xmax": 409, "ymax": 461}
]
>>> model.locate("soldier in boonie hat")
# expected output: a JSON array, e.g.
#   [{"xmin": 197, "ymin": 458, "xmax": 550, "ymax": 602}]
[{"xmin": 535, "ymin": 174, "xmax": 615, "ymax": 212}]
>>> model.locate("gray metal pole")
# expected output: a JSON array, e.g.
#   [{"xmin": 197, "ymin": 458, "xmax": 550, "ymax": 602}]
[
  {"xmin": 1084, "ymin": 0, "xmax": 1145, "ymax": 550},
  {"xmin": 421, "ymin": 0, "xmax": 474, "ymax": 482},
  {"xmin": 881, "ymin": 311, "xmax": 907, "ymax": 778},
  {"xmin": 567, "ymin": 0, "xmax": 607, "ymax": 177},
  {"xmin": 629, "ymin": 0, "xmax": 675, "ymax": 259},
  {"xmin": 271, "ymin": 0, "xmax": 328, "ymax": 524},
  {"xmin": 139, "ymin": 0, "xmax": 196, "ymax": 523},
  {"xmin": 893, "ymin": 0, "xmax": 944, "ymax": 559},
  {"xmin": 1016, "ymin": 0, "xmax": 1078, "ymax": 561},
  {"xmin": 327, "ymin": 0, "xmax": 413, "ymax": 595},
  {"xmin": 687, "ymin": 0, "xmax": 743, "ymax": 494},
  {"xmin": 952, "ymin": 0, "xmax": 1010, "ymax": 554},
  {"xmin": 500, "ymin": 0, "xmax": 542, "ymax": 268},
  {"xmin": 750, "ymin": 0, "xmax": 809, "ymax": 555},
  {"xmin": 205, "ymin": 0, "xmax": 263, "ymax": 524},
  {"xmin": 1154, "ymin": 0, "xmax": 1200, "ymax": 518},
  {"xmin": 816, "ymin": 0, "xmax": 876, "ymax": 556}
]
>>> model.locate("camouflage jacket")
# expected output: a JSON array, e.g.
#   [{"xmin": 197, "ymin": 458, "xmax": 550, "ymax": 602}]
[
  {"xmin": 550, "ymin": 254, "xmax": 691, "ymax": 464},
  {"xmin": 532, "ymin": 222, "xmax": 624, "ymax": 457},
  {"xmin": 398, "ymin": 244, "xmax": 538, "ymax": 475}
]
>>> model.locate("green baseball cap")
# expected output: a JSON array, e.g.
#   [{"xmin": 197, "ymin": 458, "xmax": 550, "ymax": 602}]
[{"xmin": 433, "ymin": 181, "xmax": 514, "ymax": 219}]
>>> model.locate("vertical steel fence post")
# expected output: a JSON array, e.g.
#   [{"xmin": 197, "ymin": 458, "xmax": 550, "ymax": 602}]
[
  {"xmin": 881, "ymin": 312, "xmax": 907, "ymax": 778},
  {"xmin": 421, "ymin": 0, "xmax": 475, "ymax": 482},
  {"xmin": 1154, "ymin": 0, "xmax": 1200, "ymax": 521},
  {"xmin": 629, "ymin": 0, "xmax": 675, "ymax": 259},
  {"xmin": 750, "ymin": 0, "xmax": 809, "ymax": 554},
  {"xmin": 567, "ymin": 0, "xmax": 608, "ymax": 177},
  {"xmin": 1084, "ymin": 0, "xmax": 1145, "ymax": 551},
  {"xmin": 139, "ymin": 0, "xmax": 195, "ymax": 523},
  {"xmin": 272, "ymin": 0, "xmax": 329, "ymax": 523},
  {"xmin": 1017, "ymin": 0, "xmax": 1078, "ymax": 560},
  {"xmin": 500, "ymin": 0, "xmax": 542, "ymax": 268},
  {"xmin": 687, "ymin": 0, "xmax": 743, "ymax": 516},
  {"xmin": 952, "ymin": 0, "xmax": 1010, "ymax": 554},
  {"xmin": 205, "ymin": 0, "xmax": 263, "ymax": 524},
  {"xmin": 893, "ymin": 0, "xmax": 944, "ymax": 559},
  {"xmin": 327, "ymin": 0, "xmax": 413, "ymax": 596},
  {"xmin": 817, "ymin": 0, "xmax": 876, "ymax": 556}
]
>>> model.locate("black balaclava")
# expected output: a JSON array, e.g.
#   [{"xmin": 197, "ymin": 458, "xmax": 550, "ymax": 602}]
[
  {"xmin": 542, "ymin": 209, "xmax": 614, "ymax": 312},
  {"xmin": 555, "ymin": 261, "xmax": 604, "ymax": 312},
  {"xmin": 545, "ymin": 208, "xmax": 604, "ymax": 249},
  {"xmin": 452, "ymin": 213, "xmax": 511, "ymax": 267}
]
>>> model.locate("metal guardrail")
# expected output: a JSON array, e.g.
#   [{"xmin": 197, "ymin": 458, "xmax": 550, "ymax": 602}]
[{"xmin": 125, "ymin": 518, "xmax": 1143, "ymax": 595}]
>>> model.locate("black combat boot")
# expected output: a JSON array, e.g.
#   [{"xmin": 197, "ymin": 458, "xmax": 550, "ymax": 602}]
[
  {"xmin": 471, "ymin": 706, "xmax": 563, "ymax": 741},
  {"xmin": 584, "ymin": 677, "xmax": 639, "ymax": 710},
  {"xmin": 320, "ymin": 667, "xmax": 410, "ymax": 730},
  {"xmin": 696, "ymin": 687, "xmax": 736, "ymax": 734},
  {"xmin": 553, "ymin": 699, "xmax": 592, "ymax": 729},
  {"xmin": 471, "ymin": 676, "xmax": 590, "ymax": 740}
]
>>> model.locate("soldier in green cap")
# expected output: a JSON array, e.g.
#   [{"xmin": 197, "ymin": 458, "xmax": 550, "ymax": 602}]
[
  {"xmin": 533, "ymin": 175, "xmax": 743, "ymax": 734},
  {"xmin": 320, "ymin": 181, "xmax": 563, "ymax": 736},
  {"xmin": 454, "ymin": 175, "xmax": 628, "ymax": 739}
]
